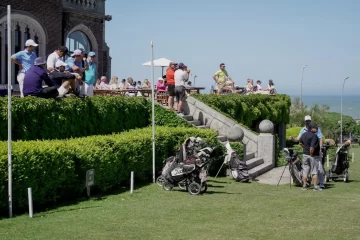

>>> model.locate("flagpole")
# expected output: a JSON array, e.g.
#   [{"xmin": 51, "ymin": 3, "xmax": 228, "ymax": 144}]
[
  {"xmin": 7, "ymin": 5, "xmax": 13, "ymax": 218},
  {"xmin": 151, "ymin": 41, "xmax": 155, "ymax": 183}
]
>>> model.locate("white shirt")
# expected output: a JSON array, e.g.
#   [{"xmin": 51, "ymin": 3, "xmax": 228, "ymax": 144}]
[
  {"xmin": 47, "ymin": 51, "xmax": 61, "ymax": 70},
  {"xmin": 174, "ymin": 69, "xmax": 189, "ymax": 86},
  {"xmin": 257, "ymin": 84, "xmax": 262, "ymax": 90}
]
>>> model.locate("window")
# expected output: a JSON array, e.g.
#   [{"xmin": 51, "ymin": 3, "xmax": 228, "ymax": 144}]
[{"xmin": 66, "ymin": 31, "xmax": 92, "ymax": 56}]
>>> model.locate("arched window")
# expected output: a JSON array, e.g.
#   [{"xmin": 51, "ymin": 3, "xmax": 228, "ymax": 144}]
[
  {"xmin": 66, "ymin": 31, "xmax": 92, "ymax": 56},
  {"xmin": 0, "ymin": 13, "xmax": 47, "ymax": 85}
]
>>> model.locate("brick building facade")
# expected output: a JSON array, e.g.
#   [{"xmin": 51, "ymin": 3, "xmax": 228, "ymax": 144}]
[{"xmin": 0, "ymin": 0, "xmax": 111, "ymax": 86}]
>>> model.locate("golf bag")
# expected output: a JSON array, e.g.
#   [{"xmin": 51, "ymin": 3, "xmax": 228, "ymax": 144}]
[
  {"xmin": 283, "ymin": 148, "xmax": 302, "ymax": 186},
  {"xmin": 229, "ymin": 152, "xmax": 250, "ymax": 182},
  {"xmin": 326, "ymin": 140, "xmax": 350, "ymax": 182}
]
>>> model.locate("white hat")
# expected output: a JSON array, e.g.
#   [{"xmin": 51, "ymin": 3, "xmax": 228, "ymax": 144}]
[
  {"xmin": 55, "ymin": 60, "xmax": 68, "ymax": 68},
  {"xmin": 158, "ymin": 77, "xmax": 164, "ymax": 81},
  {"xmin": 304, "ymin": 115, "xmax": 311, "ymax": 121},
  {"xmin": 25, "ymin": 39, "xmax": 38, "ymax": 47},
  {"xmin": 71, "ymin": 49, "xmax": 82, "ymax": 57}
]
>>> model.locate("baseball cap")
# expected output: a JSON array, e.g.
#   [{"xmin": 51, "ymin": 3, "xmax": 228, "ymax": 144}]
[
  {"xmin": 71, "ymin": 49, "xmax": 82, "ymax": 57},
  {"xmin": 158, "ymin": 77, "xmax": 164, "ymax": 81},
  {"xmin": 88, "ymin": 51, "xmax": 96, "ymax": 57},
  {"xmin": 169, "ymin": 61, "xmax": 177, "ymax": 66},
  {"xmin": 304, "ymin": 115, "xmax": 311, "ymax": 121},
  {"xmin": 55, "ymin": 60, "xmax": 68, "ymax": 68},
  {"xmin": 178, "ymin": 62, "xmax": 186, "ymax": 68},
  {"xmin": 58, "ymin": 46, "xmax": 69, "ymax": 55},
  {"xmin": 34, "ymin": 57, "xmax": 46, "ymax": 66},
  {"xmin": 25, "ymin": 39, "xmax": 38, "ymax": 47}
]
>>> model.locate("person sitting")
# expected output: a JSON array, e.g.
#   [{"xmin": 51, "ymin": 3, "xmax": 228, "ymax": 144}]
[
  {"xmin": 156, "ymin": 77, "xmax": 166, "ymax": 91},
  {"xmin": 99, "ymin": 76, "xmax": 110, "ymax": 90},
  {"xmin": 256, "ymin": 80, "xmax": 262, "ymax": 91},
  {"xmin": 109, "ymin": 76, "xmax": 118, "ymax": 90},
  {"xmin": 94, "ymin": 79, "xmax": 101, "ymax": 89},
  {"xmin": 265, "ymin": 79, "xmax": 276, "ymax": 94},
  {"xmin": 49, "ymin": 60, "xmax": 83, "ymax": 97},
  {"xmin": 119, "ymin": 79, "xmax": 128, "ymax": 90},
  {"xmin": 142, "ymin": 79, "xmax": 151, "ymax": 88},
  {"xmin": 136, "ymin": 81, "xmax": 142, "ymax": 89},
  {"xmin": 245, "ymin": 79, "xmax": 254, "ymax": 92},
  {"xmin": 23, "ymin": 57, "xmax": 59, "ymax": 98}
]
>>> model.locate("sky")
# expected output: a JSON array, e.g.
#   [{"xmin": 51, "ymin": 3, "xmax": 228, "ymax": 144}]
[{"xmin": 105, "ymin": 0, "xmax": 359, "ymax": 96}]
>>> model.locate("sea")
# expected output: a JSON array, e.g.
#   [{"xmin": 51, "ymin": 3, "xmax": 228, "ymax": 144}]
[{"xmin": 291, "ymin": 95, "xmax": 360, "ymax": 120}]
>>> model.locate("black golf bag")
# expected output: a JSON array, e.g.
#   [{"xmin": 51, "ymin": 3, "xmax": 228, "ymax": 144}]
[
  {"xmin": 283, "ymin": 148, "xmax": 302, "ymax": 186},
  {"xmin": 229, "ymin": 152, "xmax": 250, "ymax": 182}
]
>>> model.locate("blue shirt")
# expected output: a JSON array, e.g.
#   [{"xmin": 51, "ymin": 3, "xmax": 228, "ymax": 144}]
[
  {"xmin": 65, "ymin": 58, "xmax": 83, "ymax": 72},
  {"xmin": 297, "ymin": 126, "xmax": 323, "ymax": 139},
  {"xmin": 11, "ymin": 49, "xmax": 37, "ymax": 73},
  {"xmin": 85, "ymin": 60, "xmax": 96, "ymax": 85},
  {"xmin": 23, "ymin": 66, "xmax": 55, "ymax": 96}
]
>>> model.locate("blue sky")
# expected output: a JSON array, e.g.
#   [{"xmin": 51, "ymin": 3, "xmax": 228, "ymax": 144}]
[{"xmin": 105, "ymin": 0, "xmax": 359, "ymax": 96}]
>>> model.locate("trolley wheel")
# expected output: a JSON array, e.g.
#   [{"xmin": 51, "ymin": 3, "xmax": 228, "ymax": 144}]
[
  {"xmin": 201, "ymin": 182, "xmax": 208, "ymax": 193},
  {"xmin": 178, "ymin": 180, "xmax": 187, "ymax": 190},
  {"xmin": 156, "ymin": 176, "xmax": 165, "ymax": 187},
  {"xmin": 188, "ymin": 182, "xmax": 201, "ymax": 195}
]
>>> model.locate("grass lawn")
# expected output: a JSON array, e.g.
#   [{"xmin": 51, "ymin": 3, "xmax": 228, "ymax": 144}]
[{"xmin": 0, "ymin": 147, "xmax": 360, "ymax": 240}]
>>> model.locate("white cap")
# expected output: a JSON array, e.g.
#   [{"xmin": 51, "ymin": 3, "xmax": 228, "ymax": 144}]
[
  {"xmin": 304, "ymin": 115, "xmax": 311, "ymax": 121},
  {"xmin": 55, "ymin": 60, "xmax": 68, "ymax": 68},
  {"xmin": 158, "ymin": 77, "xmax": 164, "ymax": 81},
  {"xmin": 25, "ymin": 39, "xmax": 38, "ymax": 47},
  {"xmin": 71, "ymin": 49, "xmax": 82, "ymax": 57}
]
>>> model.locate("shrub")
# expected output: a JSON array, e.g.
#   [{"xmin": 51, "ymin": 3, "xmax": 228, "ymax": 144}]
[
  {"xmin": 285, "ymin": 127, "xmax": 302, "ymax": 147},
  {"xmin": 0, "ymin": 126, "xmax": 218, "ymax": 215},
  {"xmin": 192, "ymin": 94, "xmax": 291, "ymax": 128},
  {"xmin": 0, "ymin": 96, "xmax": 190, "ymax": 141}
]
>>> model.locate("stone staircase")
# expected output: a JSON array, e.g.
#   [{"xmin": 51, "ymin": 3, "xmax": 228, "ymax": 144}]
[{"xmin": 180, "ymin": 113, "xmax": 268, "ymax": 178}]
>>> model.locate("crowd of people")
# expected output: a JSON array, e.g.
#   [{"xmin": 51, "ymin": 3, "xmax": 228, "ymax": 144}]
[{"xmin": 211, "ymin": 63, "xmax": 277, "ymax": 95}]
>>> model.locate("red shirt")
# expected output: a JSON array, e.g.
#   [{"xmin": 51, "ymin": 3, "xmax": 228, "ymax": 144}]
[{"xmin": 166, "ymin": 67, "xmax": 175, "ymax": 85}]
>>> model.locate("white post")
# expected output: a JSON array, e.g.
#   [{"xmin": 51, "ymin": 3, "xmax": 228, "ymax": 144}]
[
  {"xmin": 28, "ymin": 188, "xmax": 33, "ymax": 218},
  {"xmin": 7, "ymin": 5, "xmax": 13, "ymax": 219},
  {"xmin": 151, "ymin": 41, "xmax": 155, "ymax": 183},
  {"xmin": 326, "ymin": 155, "xmax": 329, "ymax": 168},
  {"xmin": 300, "ymin": 65, "xmax": 307, "ymax": 106},
  {"xmin": 130, "ymin": 171, "xmax": 134, "ymax": 194},
  {"xmin": 352, "ymin": 152, "xmax": 354, "ymax": 163},
  {"xmin": 340, "ymin": 77, "xmax": 349, "ymax": 144}
]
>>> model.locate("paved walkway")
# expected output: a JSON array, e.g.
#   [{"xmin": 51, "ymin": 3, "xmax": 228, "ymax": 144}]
[{"xmin": 256, "ymin": 165, "xmax": 294, "ymax": 185}]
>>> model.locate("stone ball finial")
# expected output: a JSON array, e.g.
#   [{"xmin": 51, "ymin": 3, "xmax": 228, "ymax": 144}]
[
  {"xmin": 226, "ymin": 124, "xmax": 244, "ymax": 141},
  {"xmin": 259, "ymin": 120, "xmax": 274, "ymax": 133}
]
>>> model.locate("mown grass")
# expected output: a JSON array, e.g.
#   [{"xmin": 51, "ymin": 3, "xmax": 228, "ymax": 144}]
[{"xmin": 0, "ymin": 148, "xmax": 359, "ymax": 240}]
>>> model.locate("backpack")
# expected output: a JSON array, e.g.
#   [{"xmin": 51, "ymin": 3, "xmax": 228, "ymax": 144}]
[{"xmin": 229, "ymin": 152, "xmax": 250, "ymax": 182}]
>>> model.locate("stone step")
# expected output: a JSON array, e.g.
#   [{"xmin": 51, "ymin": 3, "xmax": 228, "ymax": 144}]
[
  {"xmin": 189, "ymin": 120, "xmax": 202, "ymax": 126},
  {"xmin": 245, "ymin": 152, "xmax": 255, "ymax": 161},
  {"xmin": 248, "ymin": 163, "xmax": 274, "ymax": 179},
  {"xmin": 197, "ymin": 125, "xmax": 210, "ymax": 129},
  {"xmin": 217, "ymin": 135, "xmax": 227, "ymax": 142},
  {"xmin": 182, "ymin": 115, "xmax": 194, "ymax": 121},
  {"xmin": 246, "ymin": 157, "xmax": 264, "ymax": 170}
]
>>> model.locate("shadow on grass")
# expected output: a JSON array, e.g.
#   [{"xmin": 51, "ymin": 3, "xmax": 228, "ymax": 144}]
[
  {"xmin": 38, "ymin": 205, "xmax": 102, "ymax": 217},
  {"xmin": 207, "ymin": 179, "xmax": 228, "ymax": 184}
]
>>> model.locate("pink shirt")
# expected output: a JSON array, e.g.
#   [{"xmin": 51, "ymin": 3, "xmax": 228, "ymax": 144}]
[
  {"xmin": 100, "ymin": 82, "xmax": 110, "ymax": 90},
  {"xmin": 156, "ymin": 81, "xmax": 166, "ymax": 91}
]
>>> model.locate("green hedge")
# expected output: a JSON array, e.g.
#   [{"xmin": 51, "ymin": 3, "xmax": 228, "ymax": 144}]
[
  {"xmin": 0, "ymin": 126, "xmax": 218, "ymax": 215},
  {"xmin": 0, "ymin": 97, "xmax": 191, "ymax": 141},
  {"xmin": 192, "ymin": 94, "xmax": 291, "ymax": 128}
]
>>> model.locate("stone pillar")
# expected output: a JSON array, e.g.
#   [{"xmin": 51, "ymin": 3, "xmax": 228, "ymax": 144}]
[{"xmin": 257, "ymin": 120, "xmax": 275, "ymax": 168}]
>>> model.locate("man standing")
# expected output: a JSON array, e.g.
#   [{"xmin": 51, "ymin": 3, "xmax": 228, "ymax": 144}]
[
  {"xmin": 80, "ymin": 51, "xmax": 96, "ymax": 96},
  {"xmin": 47, "ymin": 46, "xmax": 69, "ymax": 72},
  {"xmin": 11, "ymin": 39, "xmax": 38, "ymax": 97},
  {"xmin": 289, "ymin": 115, "xmax": 325, "ymax": 188},
  {"xmin": 299, "ymin": 123, "xmax": 322, "ymax": 191},
  {"xmin": 174, "ymin": 62, "xmax": 189, "ymax": 114},
  {"xmin": 166, "ymin": 61, "xmax": 177, "ymax": 110},
  {"xmin": 213, "ymin": 63, "xmax": 232, "ymax": 94}
]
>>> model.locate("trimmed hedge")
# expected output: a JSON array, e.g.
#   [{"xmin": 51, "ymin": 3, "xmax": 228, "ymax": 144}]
[
  {"xmin": 0, "ymin": 96, "xmax": 191, "ymax": 141},
  {"xmin": 0, "ymin": 127, "xmax": 218, "ymax": 215},
  {"xmin": 192, "ymin": 94, "xmax": 291, "ymax": 128}
]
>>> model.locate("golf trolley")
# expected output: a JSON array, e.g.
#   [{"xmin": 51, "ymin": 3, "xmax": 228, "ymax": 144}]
[
  {"xmin": 278, "ymin": 148, "xmax": 303, "ymax": 187},
  {"xmin": 325, "ymin": 140, "xmax": 351, "ymax": 183}
]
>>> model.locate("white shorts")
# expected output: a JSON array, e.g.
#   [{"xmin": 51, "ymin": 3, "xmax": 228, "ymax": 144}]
[
  {"xmin": 80, "ymin": 83, "xmax": 94, "ymax": 96},
  {"xmin": 17, "ymin": 73, "xmax": 25, "ymax": 98}
]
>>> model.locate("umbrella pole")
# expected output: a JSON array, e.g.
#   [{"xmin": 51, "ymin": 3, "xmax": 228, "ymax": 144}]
[{"xmin": 151, "ymin": 41, "xmax": 155, "ymax": 184}]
